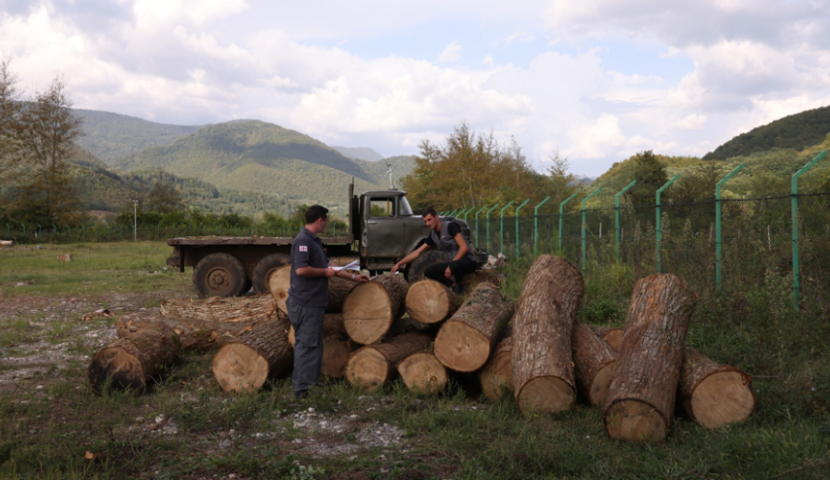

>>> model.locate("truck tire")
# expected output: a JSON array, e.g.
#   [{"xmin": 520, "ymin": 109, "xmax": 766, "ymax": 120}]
[
  {"xmin": 252, "ymin": 253, "xmax": 291, "ymax": 294},
  {"xmin": 406, "ymin": 250, "xmax": 448, "ymax": 284},
  {"xmin": 192, "ymin": 253, "xmax": 248, "ymax": 298}
]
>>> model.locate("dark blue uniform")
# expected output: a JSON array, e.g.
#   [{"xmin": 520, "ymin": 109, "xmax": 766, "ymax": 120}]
[{"xmin": 287, "ymin": 227, "xmax": 329, "ymax": 398}]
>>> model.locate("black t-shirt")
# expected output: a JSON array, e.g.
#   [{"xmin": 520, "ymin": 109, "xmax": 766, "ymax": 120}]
[{"xmin": 424, "ymin": 221, "xmax": 461, "ymax": 246}]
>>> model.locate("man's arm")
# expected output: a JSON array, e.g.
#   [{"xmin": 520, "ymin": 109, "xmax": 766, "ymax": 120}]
[
  {"xmin": 295, "ymin": 265, "xmax": 336, "ymax": 278},
  {"xmin": 391, "ymin": 243, "xmax": 430, "ymax": 274}
]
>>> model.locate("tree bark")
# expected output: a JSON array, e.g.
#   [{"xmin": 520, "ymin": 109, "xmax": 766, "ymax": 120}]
[
  {"xmin": 572, "ymin": 322, "xmax": 616, "ymax": 407},
  {"xmin": 397, "ymin": 346, "xmax": 448, "ymax": 395},
  {"xmin": 116, "ymin": 312, "xmax": 271, "ymax": 352},
  {"xmin": 604, "ymin": 274, "xmax": 697, "ymax": 443},
  {"xmin": 589, "ymin": 326, "xmax": 624, "ymax": 352},
  {"xmin": 678, "ymin": 347, "xmax": 755, "ymax": 430},
  {"xmin": 512, "ymin": 255, "xmax": 583, "ymax": 413},
  {"xmin": 269, "ymin": 265, "xmax": 358, "ymax": 314},
  {"xmin": 405, "ymin": 279, "xmax": 461, "ymax": 325},
  {"xmin": 342, "ymin": 273, "xmax": 409, "ymax": 345},
  {"xmin": 160, "ymin": 294, "xmax": 277, "ymax": 323},
  {"xmin": 88, "ymin": 329, "xmax": 181, "ymax": 394},
  {"xmin": 211, "ymin": 314, "xmax": 293, "ymax": 393},
  {"xmin": 345, "ymin": 332, "xmax": 432, "ymax": 391},
  {"xmin": 287, "ymin": 314, "xmax": 352, "ymax": 378},
  {"xmin": 434, "ymin": 283, "xmax": 514, "ymax": 372},
  {"xmin": 480, "ymin": 334, "xmax": 513, "ymax": 401}
]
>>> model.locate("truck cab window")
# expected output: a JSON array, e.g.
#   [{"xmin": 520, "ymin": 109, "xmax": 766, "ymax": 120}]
[
  {"xmin": 369, "ymin": 198, "xmax": 395, "ymax": 217},
  {"xmin": 399, "ymin": 197, "xmax": 413, "ymax": 216}
]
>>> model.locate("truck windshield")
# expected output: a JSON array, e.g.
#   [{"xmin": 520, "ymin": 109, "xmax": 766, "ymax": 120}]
[{"xmin": 399, "ymin": 197, "xmax": 414, "ymax": 216}]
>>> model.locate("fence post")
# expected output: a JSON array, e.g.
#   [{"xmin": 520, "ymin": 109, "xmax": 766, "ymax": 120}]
[
  {"xmin": 533, "ymin": 197, "xmax": 551, "ymax": 257},
  {"xmin": 81, "ymin": 225, "xmax": 85, "ymax": 241},
  {"xmin": 514, "ymin": 199, "xmax": 530, "ymax": 260},
  {"xmin": 558, "ymin": 193, "xmax": 578, "ymax": 252},
  {"xmin": 475, "ymin": 205, "xmax": 489, "ymax": 248},
  {"xmin": 5, "ymin": 224, "xmax": 8, "ymax": 237},
  {"xmin": 499, "ymin": 200, "xmax": 516, "ymax": 255},
  {"xmin": 51, "ymin": 224, "xmax": 57, "ymax": 243},
  {"xmin": 581, "ymin": 188, "xmax": 602, "ymax": 270},
  {"xmin": 37, "ymin": 224, "xmax": 42, "ymax": 240},
  {"xmin": 615, "ymin": 180, "xmax": 637, "ymax": 262},
  {"xmin": 792, "ymin": 151, "xmax": 827, "ymax": 311},
  {"xmin": 462, "ymin": 206, "xmax": 475, "ymax": 221},
  {"xmin": 656, "ymin": 174, "xmax": 680, "ymax": 273},
  {"xmin": 485, "ymin": 204, "xmax": 500, "ymax": 253},
  {"xmin": 716, "ymin": 164, "xmax": 745, "ymax": 295}
]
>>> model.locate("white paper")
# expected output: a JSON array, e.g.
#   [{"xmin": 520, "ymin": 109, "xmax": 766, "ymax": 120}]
[{"xmin": 332, "ymin": 260, "xmax": 360, "ymax": 271}]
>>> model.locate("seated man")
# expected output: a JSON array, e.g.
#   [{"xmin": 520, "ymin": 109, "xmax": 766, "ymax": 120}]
[{"xmin": 391, "ymin": 207, "xmax": 477, "ymax": 292}]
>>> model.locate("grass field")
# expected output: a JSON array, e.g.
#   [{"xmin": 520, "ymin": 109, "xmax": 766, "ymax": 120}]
[{"xmin": 1, "ymin": 242, "xmax": 829, "ymax": 479}]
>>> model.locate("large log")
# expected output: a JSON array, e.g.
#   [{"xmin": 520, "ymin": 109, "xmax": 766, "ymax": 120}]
[
  {"xmin": 342, "ymin": 273, "xmax": 409, "ymax": 345},
  {"xmin": 678, "ymin": 347, "xmax": 755, "ymax": 429},
  {"xmin": 604, "ymin": 274, "xmax": 697, "ymax": 443},
  {"xmin": 512, "ymin": 255, "xmax": 583, "ymax": 413},
  {"xmin": 397, "ymin": 346, "xmax": 448, "ymax": 395},
  {"xmin": 480, "ymin": 334, "xmax": 513, "ymax": 401},
  {"xmin": 116, "ymin": 312, "xmax": 268, "ymax": 352},
  {"xmin": 160, "ymin": 294, "xmax": 276, "ymax": 323},
  {"xmin": 211, "ymin": 315, "xmax": 293, "ymax": 393},
  {"xmin": 345, "ymin": 332, "xmax": 432, "ymax": 391},
  {"xmin": 88, "ymin": 329, "xmax": 181, "ymax": 394},
  {"xmin": 434, "ymin": 283, "xmax": 514, "ymax": 372},
  {"xmin": 287, "ymin": 314, "xmax": 352, "ymax": 378},
  {"xmin": 572, "ymin": 322, "xmax": 616, "ymax": 407},
  {"xmin": 405, "ymin": 279, "xmax": 460, "ymax": 325},
  {"xmin": 269, "ymin": 265, "xmax": 359, "ymax": 314},
  {"xmin": 589, "ymin": 326, "xmax": 623, "ymax": 352}
]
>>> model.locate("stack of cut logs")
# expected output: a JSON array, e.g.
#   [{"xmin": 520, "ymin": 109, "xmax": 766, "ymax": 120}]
[{"xmin": 88, "ymin": 257, "xmax": 755, "ymax": 442}]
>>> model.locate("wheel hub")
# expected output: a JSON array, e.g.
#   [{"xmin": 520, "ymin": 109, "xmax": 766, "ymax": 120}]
[{"xmin": 206, "ymin": 267, "xmax": 231, "ymax": 291}]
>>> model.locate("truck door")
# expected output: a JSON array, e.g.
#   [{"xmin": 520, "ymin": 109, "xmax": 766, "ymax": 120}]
[{"xmin": 363, "ymin": 196, "xmax": 405, "ymax": 268}]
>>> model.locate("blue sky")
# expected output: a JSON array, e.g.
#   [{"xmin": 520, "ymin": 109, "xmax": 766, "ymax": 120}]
[{"xmin": 2, "ymin": 0, "xmax": 829, "ymax": 176}]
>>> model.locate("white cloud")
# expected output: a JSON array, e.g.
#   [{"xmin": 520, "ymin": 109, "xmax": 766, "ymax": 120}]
[
  {"xmin": 438, "ymin": 42, "xmax": 462, "ymax": 63},
  {"xmin": 673, "ymin": 113, "xmax": 706, "ymax": 130}
]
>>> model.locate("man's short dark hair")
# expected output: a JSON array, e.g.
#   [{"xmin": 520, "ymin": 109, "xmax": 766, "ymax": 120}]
[
  {"xmin": 421, "ymin": 207, "xmax": 438, "ymax": 218},
  {"xmin": 305, "ymin": 205, "xmax": 329, "ymax": 224}
]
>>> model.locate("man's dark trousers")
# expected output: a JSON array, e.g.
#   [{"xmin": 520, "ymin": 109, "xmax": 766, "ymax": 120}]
[
  {"xmin": 286, "ymin": 297, "xmax": 325, "ymax": 398},
  {"xmin": 424, "ymin": 258, "xmax": 477, "ymax": 287}
]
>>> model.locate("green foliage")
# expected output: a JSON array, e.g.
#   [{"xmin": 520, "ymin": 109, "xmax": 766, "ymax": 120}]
[
  {"xmin": 704, "ymin": 105, "xmax": 830, "ymax": 160},
  {"xmin": 623, "ymin": 150, "xmax": 670, "ymax": 205}
]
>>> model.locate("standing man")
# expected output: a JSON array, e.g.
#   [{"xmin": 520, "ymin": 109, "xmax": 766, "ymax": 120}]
[
  {"xmin": 391, "ymin": 207, "xmax": 477, "ymax": 293},
  {"xmin": 288, "ymin": 205, "xmax": 368, "ymax": 399}
]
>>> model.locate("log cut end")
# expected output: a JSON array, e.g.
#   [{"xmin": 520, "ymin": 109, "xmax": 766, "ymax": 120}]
[
  {"xmin": 602, "ymin": 330, "xmax": 623, "ymax": 352},
  {"xmin": 342, "ymin": 282, "xmax": 395, "ymax": 345},
  {"xmin": 434, "ymin": 321, "xmax": 491, "ymax": 372},
  {"xmin": 268, "ymin": 265, "xmax": 291, "ymax": 313},
  {"xmin": 690, "ymin": 371, "xmax": 755, "ymax": 429},
  {"xmin": 346, "ymin": 348, "xmax": 389, "ymax": 392},
  {"xmin": 604, "ymin": 399, "xmax": 668, "ymax": 443},
  {"xmin": 88, "ymin": 348, "xmax": 145, "ymax": 393},
  {"xmin": 480, "ymin": 350, "xmax": 513, "ymax": 401},
  {"xmin": 516, "ymin": 376, "xmax": 575, "ymax": 414},
  {"xmin": 397, "ymin": 352, "xmax": 447, "ymax": 395},
  {"xmin": 211, "ymin": 343, "xmax": 270, "ymax": 393},
  {"xmin": 405, "ymin": 279, "xmax": 456, "ymax": 324},
  {"xmin": 588, "ymin": 362, "xmax": 616, "ymax": 407}
]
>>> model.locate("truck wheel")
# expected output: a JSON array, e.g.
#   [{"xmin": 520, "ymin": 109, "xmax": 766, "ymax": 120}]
[
  {"xmin": 406, "ymin": 250, "xmax": 448, "ymax": 283},
  {"xmin": 252, "ymin": 253, "xmax": 291, "ymax": 294},
  {"xmin": 192, "ymin": 253, "xmax": 248, "ymax": 298}
]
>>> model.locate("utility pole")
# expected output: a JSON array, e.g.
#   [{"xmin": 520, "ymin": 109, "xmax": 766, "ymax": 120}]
[{"xmin": 133, "ymin": 199, "xmax": 138, "ymax": 241}]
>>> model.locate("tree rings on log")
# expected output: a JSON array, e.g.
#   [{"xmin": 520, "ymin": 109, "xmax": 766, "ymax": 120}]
[
  {"xmin": 211, "ymin": 316, "xmax": 293, "ymax": 393},
  {"xmin": 397, "ymin": 350, "xmax": 448, "ymax": 395},
  {"xmin": 434, "ymin": 283, "xmax": 514, "ymax": 372},
  {"xmin": 604, "ymin": 273, "xmax": 697, "ymax": 443},
  {"xmin": 589, "ymin": 326, "xmax": 623, "ymax": 352},
  {"xmin": 269, "ymin": 265, "xmax": 291, "ymax": 313},
  {"xmin": 345, "ymin": 332, "xmax": 431, "ymax": 391},
  {"xmin": 405, "ymin": 279, "xmax": 459, "ymax": 324},
  {"xmin": 88, "ymin": 329, "xmax": 181, "ymax": 394},
  {"xmin": 678, "ymin": 347, "xmax": 755, "ymax": 429},
  {"xmin": 342, "ymin": 274, "xmax": 409, "ymax": 345},
  {"xmin": 512, "ymin": 255, "xmax": 583, "ymax": 414}
]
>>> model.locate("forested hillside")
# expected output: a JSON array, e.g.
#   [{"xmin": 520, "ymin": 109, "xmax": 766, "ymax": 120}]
[
  {"xmin": 333, "ymin": 146, "xmax": 383, "ymax": 161},
  {"xmin": 73, "ymin": 109, "xmax": 199, "ymax": 164},
  {"xmin": 703, "ymin": 105, "xmax": 830, "ymax": 160}
]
